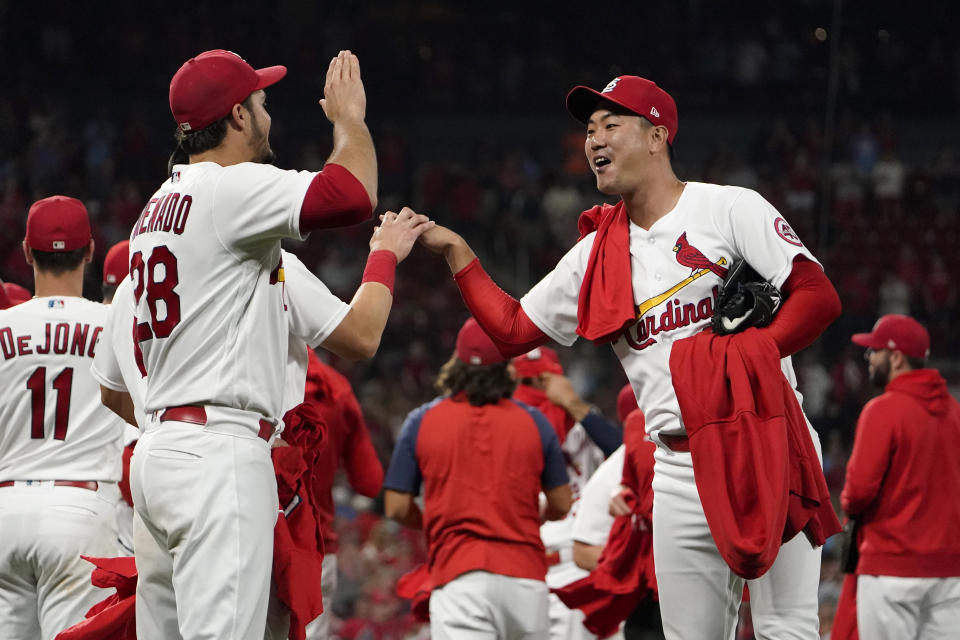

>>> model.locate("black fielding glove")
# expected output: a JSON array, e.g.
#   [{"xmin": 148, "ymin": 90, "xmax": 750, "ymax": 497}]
[{"xmin": 711, "ymin": 260, "xmax": 782, "ymax": 335}]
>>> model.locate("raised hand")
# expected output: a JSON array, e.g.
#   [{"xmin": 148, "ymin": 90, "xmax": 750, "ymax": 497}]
[
  {"xmin": 370, "ymin": 207, "xmax": 434, "ymax": 263},
  {"xmin": 319, "ymin": 50, "xmax": 366, "ymax": 124}
]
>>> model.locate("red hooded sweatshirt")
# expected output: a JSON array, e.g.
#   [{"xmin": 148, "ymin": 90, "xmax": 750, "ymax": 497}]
[{"xmin": 841, "ymin": 368, "xmax": 960, "ymax": 577}]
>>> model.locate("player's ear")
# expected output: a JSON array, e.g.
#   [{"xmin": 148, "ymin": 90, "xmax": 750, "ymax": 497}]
[
  {"xmin": 650, "ymin": 125, "xmax": 670, "ymax": 154},
  {"xmin": 84, "ymin": 238, "xmax": 95, "ymax": 264},
  {"xmin": 227, "ymin": 103, "xmax": 246, "ymax": 132}
]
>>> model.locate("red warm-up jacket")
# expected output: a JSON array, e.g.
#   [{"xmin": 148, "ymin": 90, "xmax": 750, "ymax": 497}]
[{"xmin": 841, "ymin": 368, "xmax": 960, "ymax": 577}]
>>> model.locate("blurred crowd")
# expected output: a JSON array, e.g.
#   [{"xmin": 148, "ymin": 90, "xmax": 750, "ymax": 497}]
[{"xmin": 2, "ymin": 2, "xmax": 958, "ymax": 638}]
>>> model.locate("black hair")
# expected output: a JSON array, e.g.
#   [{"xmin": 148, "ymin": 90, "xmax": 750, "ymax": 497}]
[
  {"xmin": 435, "ymin": 355, "xmax": 517, "ymax": 406},
  {"xmin": 173, "ymin": 95, "xmax": 254, "ymax": 156},
  {"xmin": 102, "ymin": 283, "xmax": 118, "ymax": 304},
  {"xmin": 32, "ymin": 247, "xmax": 88, "ymax": 275}
]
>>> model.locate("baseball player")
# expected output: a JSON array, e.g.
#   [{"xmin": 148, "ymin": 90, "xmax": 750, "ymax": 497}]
[
  {"xmin": 96, "ymin": 239, "xmax": 140, "ymax": 555},
  {"xmin": 101, "ymin": 240, "xmax": 128, "ymax": 304},
  {"xmin": 98, "ymin": 49, "xmax": 432, "ymax": 640},
  {"xmin": 0, "ymin": 196, "xmax": 124, "ymax": 640},
  {"xmin": 842, "ymin": 315, "xmax": 960, "ymax": 639},
  {"xmin": 417, "ymin": 75, "xmax": 841, "ymax": 639},
  {"xmin": 512, "ymin": 347, "xmax": 620, "ymax": 640},
  {"xmin": 383, "ymin": 318, "xmax": 572, "ymax": 640},
  {"xmin": 301, "ymin": 348, "xmax": 384, "ymax": 640},
  {"xmin": 570, "ymin": 384, "xmax": 637, "ymax": 573}
]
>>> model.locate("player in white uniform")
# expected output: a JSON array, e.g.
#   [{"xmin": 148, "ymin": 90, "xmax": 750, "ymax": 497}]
[
  {"xmin": 418, "ymin": 75, "xmax": 841, "ymax": 639},
  {"xmin": 0, "ymin": 196, "xmax": 124, "ymax": 640},
  {"xmin": 98, "ymin": 49, "xmax": 432, "ymax": 640},
  {"xmin": 512, "ymin": 349, "xmax": 620, "ymax": 640}
]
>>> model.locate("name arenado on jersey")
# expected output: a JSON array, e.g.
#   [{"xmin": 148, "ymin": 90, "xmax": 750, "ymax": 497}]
[
  {"xmin": 130, "ymin": 192, "xmax": 192, "ymax": 240},
  {"xmin": 619, "ymin": 285, "xmax": 719, "ymax": 351},
  {"xmin": 0, "ymin": 322, "xmax": 102, "ymax": 360}
]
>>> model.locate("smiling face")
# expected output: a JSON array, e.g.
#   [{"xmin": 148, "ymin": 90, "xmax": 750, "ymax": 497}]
[{"xmin": 584, "ymin": 105, "xmax": 659, "ymax": 196}]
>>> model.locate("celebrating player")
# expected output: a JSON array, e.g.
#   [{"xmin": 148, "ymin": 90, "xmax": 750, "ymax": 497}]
[
  {"xmin": 0, "ymin": 196, "xmax": 125, "ymax": 640},
  {"xmin": 383, "ymin": 318, "xmax": 572, "ymax": 640},
  {"xmin": 98, "ymin": 49, "xmax": 432, "ymax": 640},
  {"xmin": 417, "ymin": 75, "xmax": 841, "ymax": 638}
]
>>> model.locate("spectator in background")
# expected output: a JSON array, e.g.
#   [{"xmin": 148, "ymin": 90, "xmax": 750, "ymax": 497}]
[{"xmin": 842, "ymin": 314, "xmax": 960, "ymax": 639}]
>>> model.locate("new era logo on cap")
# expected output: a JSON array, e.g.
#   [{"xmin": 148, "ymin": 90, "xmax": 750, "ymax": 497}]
[{"xmin": 650, "ymin": 107, "xmax": 660, "ymax": 118}]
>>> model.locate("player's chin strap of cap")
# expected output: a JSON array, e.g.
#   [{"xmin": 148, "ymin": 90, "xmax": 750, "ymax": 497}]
[{"xmin": 159, "ymin": 405, "xmax": 274, "ymax": 442}]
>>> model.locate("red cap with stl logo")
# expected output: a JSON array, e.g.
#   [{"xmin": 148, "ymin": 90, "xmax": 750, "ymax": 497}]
[
  {"xmin": 169, "ymin": 49, "xmax": 287, "ymax": 132},
  {"xmin": 566, "ymin": 75, "xmax": 678, "ymax": 144},
  {"xmin": 25, "ymin": 195, "xmax": 92, "ymax": 252},
  {"xmin": 455, "ymin": 318, "xmax": 505, "ymax": 366}
]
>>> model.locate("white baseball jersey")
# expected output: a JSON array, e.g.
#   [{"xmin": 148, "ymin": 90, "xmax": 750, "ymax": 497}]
[
  {"xmin": 93, "ymin": 250, "xmax": 349, "ymax": 427},
  {"xmin": 521, "ymin": 182, "xmax": 818, "ymax": 440},
  {"xmin": 128, "ymin": 161, "xmax": 316, "ymax": 419},
  {"xmin": 571, "ymin": 444, "xmax": 625, "ymax": 548},
  {"xmin": 0, "ymin": 297, "xmax": 123, "ymax": 481}
]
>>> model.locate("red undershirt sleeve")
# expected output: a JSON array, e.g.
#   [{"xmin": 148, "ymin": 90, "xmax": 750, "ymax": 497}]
[
  {"xmin": 766, "ymin": 256, "xmax": 842, "ymax": 358},
  {"xmin": 453, "ymin": 258, "xmax": 549, "ymax": 357},
  {"xmin": 299, "ymin": 163, "xmax": 373, "ymax": 233}
]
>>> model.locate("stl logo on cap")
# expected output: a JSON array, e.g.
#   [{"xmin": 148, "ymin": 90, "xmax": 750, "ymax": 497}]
[{"xmin": 602, "ymin": 77, "xmax": 621, "ymax": 93}]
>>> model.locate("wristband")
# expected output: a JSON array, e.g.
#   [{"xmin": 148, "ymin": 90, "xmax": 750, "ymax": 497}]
[{"xmin": 361, "ymin": 250, "xmax": 397, "ymax": 295}]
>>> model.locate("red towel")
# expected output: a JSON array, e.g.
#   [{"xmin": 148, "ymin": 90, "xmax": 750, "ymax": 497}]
[
  {"xmin": 669, "ymin": 328, "xmax": 841, "ymax": 579},
  {"xmin": 552, "ymin": 490, "xmax": 654, "ymax": 638},
  {"xmin": 55, "ymin": 556, "xmax": 138, "ymax": 640},
  {"xmin": 575, "ymin": 202, "xmax": 635, "ymax": 344},
  {"xmin": 831, "ymin": 573, "xmax": 859, "ymax": 640}
]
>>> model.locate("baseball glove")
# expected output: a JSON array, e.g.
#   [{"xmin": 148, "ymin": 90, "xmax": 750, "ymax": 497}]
[{"xmin": 710, "ymin": 259, "xmax": 782, "ymax": 335}]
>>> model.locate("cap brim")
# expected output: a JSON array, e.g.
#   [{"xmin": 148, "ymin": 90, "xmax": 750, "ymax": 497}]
[
  {"xmin": 566, "ymin": 85, "xmax": 641, "ymax": 124},
  {"xmin": 254, "ymin": 65, "xmax": 287, "ymax": 92},
  {"xmin": 851, "ymin": 333, "xmax": 880, "ymax": 349}
]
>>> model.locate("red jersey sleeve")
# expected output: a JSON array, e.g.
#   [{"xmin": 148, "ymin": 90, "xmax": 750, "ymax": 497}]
[
  {"xmin": 299, "ymin": 163, "xmax": 373, "ymax": 233},
  {"xmin": 340, "ymin": 389, "xmax": 384, "ymax": 497},
  {"xmin": 841, "ymin": 398, "xmax": 896, "ymax": 516}
]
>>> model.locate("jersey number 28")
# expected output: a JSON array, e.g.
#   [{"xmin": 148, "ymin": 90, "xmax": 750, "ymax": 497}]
[{"xmin": 130, "ymin": 246, "xmax": 182, "ymax": 376}]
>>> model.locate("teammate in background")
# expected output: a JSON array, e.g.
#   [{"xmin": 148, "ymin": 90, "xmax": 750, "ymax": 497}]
[
  {"xmin": 571, "ymin": 384, "xmax": 638, "ymax": 573},
  {"xmin": 418, "ymin": 74, "xmax": 840, "ymax": 638},
  {"xmin": 512, "ymin": 346, "xmax": 620, "ymax": 640},
  {"xmin": 842, "ymin": 314, "xmax": 960, "ymax": 639},
  {"xmin": 99, "ymin": 49, "xmax": 432, "ymax": 640},
  {"xmin": 98, "ymin": 240, "xmax": 139, "ymax": 555},
  {"xmin": 302, "ymin": 348, "xmax": 385, "ymax": 640},
  {"xmin": 100, "ymin": 240, "xmax": 128, "ymax": 304},
  {"xmin": 0, "ymin": 196, "xmax": 125, "ymax": 640},
  {"xmin": 383, "ymin": 318, "xmax": 572, "ymax": 640}
]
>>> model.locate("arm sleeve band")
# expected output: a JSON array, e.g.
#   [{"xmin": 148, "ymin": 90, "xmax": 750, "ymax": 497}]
[
  {"xmin": 453, "ymin": 258, "xmax": 549, "ymax": 357},
  {"xmin": 766, "ymin": 256, "xmax": 842, "ymax": 358},
  {"xmin": 580, "ymin": 411, "xmax": 624, "ymax": 457},
  {"xmin": 299, "ymin": 163, "xmax": 373, "ymax": 233}
]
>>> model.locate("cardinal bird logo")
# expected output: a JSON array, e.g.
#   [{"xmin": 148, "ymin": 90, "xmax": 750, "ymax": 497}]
[{"xmin": 673, "ymin": 232, "xmax": 729, "ymax": 279}]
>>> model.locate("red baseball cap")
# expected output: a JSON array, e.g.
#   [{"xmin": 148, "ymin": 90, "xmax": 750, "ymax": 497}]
[
  {"xmin": 25, "ymin": 195, "xmax": 91, "ymax": 252},
  {"xmin": 169, "ymin": 49, "xmax": 287, "ymax": 132},
  {"xmin": 852, "ymin": 314, "xmax": 930, "ymax": 359},
  {"xmin": 511, "ymin": 346, "xmax": 564, "ymax": 379},
  {"xmin": 3, "ymin": 282, "xmax": 31, "ymax": 305},
  {"xmin": 566, "ymin": 75, "xmax": 678, "ymax": 144},
  {"xmin": 103, "ymin": 240, "xmax": 129, "ymax": 285},
  {"xmin": 617, "ymin": 383, "xmax": 639, "ymax": 423},
  {"xmin": 455, "ymin": 318, "xmax": 505, "ymax": 366}
]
